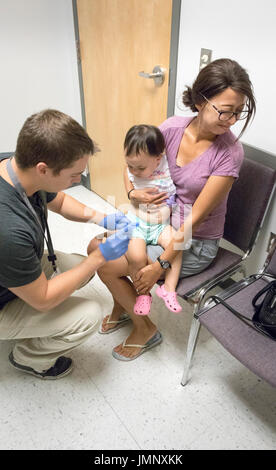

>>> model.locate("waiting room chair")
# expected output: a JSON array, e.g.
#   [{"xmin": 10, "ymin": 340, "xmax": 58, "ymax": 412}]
[
  {"xmin": 181, "ymin": 240, "xmax": 276, "ymax": 387},
  {"xmin": 174, "ymin": 158, "xmax": 275, "ymax": 384},
  {"xmin": 0, "ymin": 152, "xmax": 13, "ymax": 159}
]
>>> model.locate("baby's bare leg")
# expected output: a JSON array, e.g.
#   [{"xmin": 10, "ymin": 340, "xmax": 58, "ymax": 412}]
[
  {"xmin": 157, "ymin": 226, "xmax": 182, "ymax": 292},
  {"xmin": 125, "ymin": 238, "xmax": 148, "ymax": 283}
]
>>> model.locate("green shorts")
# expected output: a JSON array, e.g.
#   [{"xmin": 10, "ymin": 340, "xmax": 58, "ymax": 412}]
[{"xmin": 127, "ymin": 211, "xmax": 168, "ymax": 245}]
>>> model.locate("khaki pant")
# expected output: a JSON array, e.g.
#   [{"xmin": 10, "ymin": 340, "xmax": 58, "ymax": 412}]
[{"xmin": 0, "ymin": 251, "xmax": 101, "ymax": 372}]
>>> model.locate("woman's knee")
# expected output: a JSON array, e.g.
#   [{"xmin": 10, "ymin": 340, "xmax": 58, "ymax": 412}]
[
  {"xmin": 87, "ymin": 236, "xmax": 105, "ymax": 255},
  {"xmin": 97, "ymin": 263, "xmax": 111, "ymax": 281},
  {"xmin": 97, "ymin": 257, "xmax": 129, "ymax": 281}
]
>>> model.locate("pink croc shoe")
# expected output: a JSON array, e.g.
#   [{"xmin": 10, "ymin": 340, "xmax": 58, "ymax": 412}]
[
  {"xmin": 156, "ymin": 284, "xmax": 182, "ymax": 314},
  {"xmin": 134, "ymin": 294, "xmax": 152, "ymax": 316}
]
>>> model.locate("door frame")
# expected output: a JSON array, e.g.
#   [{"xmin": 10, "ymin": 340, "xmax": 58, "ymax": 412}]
[{"xmin": 72, "ymin": 0, "xmax": 181, "ymax": 189}]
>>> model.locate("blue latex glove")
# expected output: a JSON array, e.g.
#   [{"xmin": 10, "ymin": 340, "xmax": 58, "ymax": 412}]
[
  {"xmin": 99, "ymin": 223, "xmax": 136, "ymax": 261},
  {"xmin": 99, "ymin": 211, "xmax": 131, "ymax": 231}
]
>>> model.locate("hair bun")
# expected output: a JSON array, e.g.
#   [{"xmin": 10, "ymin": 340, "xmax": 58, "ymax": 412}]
[{"xmin": 182, "ymin": 86, "xmax": 198, "ymax": 112}]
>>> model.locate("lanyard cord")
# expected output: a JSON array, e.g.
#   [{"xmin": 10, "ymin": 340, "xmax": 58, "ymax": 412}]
[{"xmin": 6, "ymin": 158, "xmax": 57, "ymax": 273}]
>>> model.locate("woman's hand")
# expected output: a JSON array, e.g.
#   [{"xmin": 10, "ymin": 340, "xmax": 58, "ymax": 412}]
[
  {"xmin": 134, "ymin": 262, "xmax": 163, "ymax": 295},
  {"xmin": 130, "ymin": 187, "xmax": 168, "ymax": 206}
]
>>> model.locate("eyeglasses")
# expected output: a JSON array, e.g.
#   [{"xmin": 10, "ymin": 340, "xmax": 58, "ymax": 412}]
[{"xmin": 200, "ymin": 93, "xmax": 250, "ymax": 121}]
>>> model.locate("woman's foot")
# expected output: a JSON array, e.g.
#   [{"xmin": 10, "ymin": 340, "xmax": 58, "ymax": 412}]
[
  {"xmin": 98, "ymin": 313, "xmax": 131, "ymax": 334},
  {"xmin": 112, "ymin": 331, "xmax": 162, "ymax": 361},
  {"xmin": 112, "ymin": 324, "xmax": 158, "ymax": 360},
  {"xmin": 100, "ymin": 304, "xmax": 128, "ymax": 333},
  {"xmin": 156, "ymin": 284, "xmax": 182, "ymax": 313}
]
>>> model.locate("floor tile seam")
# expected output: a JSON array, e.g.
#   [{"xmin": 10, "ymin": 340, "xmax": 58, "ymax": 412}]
[
  {"xmin": 1, "ymin": 383, "xmax": 37, "ymax": 448},
  {"xmin": 79, "ymin": 366, "xmax": 142, "ymax": 450},
  {"xmin": 195, "ymin": 399, "xmax": 276, "ymax": 448},
  {"xmin": 183, "ymin": 414, "xmax": 262, "ymax": 450}
]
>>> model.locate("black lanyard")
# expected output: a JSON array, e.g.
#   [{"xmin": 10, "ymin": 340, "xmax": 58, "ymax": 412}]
[{"xmin": 6, "ymin": 158, "xmax": 57, "ymax": 273}]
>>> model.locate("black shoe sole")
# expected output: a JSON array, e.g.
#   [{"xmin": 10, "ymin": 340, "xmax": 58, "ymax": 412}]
[{"xmin": 8, "ymin": 352, "xmax": 73, "ymax": 380}]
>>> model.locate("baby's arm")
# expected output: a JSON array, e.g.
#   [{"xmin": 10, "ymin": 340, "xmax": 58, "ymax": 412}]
[
  {"xmin": 157, "ymin": 225, "xmax": 182, "ymax": 292},
  {"xmin": 124, "ymin": 165, "xmax": 134, "ymax": 198},
  {"xmin": 124, "ymin": 166, "xmax": 167, "ymax": 206}
]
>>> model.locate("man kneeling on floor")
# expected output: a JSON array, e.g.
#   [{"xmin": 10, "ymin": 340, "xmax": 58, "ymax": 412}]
[{"xmin": 0, "ymin": 109, "xmax": 134, "ymax": 379}]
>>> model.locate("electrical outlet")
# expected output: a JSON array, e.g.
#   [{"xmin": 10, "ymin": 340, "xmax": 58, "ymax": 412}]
[
  {"xmin": 267, "ymin": 232, "xmax": 276, "ymax": 252},
  {"xmin": 199, "ymin": 48, "xmax": 212, "ymax": 70}
]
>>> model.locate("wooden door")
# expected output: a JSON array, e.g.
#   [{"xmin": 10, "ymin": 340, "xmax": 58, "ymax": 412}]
[{"xmin": 77, "ymin": 0, "xmax": 173, "ymax": 207}]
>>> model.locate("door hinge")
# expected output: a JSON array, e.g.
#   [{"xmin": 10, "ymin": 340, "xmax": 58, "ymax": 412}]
[{"xmin": 76, "ymin": 39, "xmax": 81, "ymax": 64}]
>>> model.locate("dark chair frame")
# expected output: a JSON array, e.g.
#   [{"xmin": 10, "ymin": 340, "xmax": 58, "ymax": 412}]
[
  {"xmin": 176, "ymin": 158, "xmax": 275, "ymax": 385},
  {"xmin": 181, "ymin": 240, "xmax": 276, "ymax": 387}
]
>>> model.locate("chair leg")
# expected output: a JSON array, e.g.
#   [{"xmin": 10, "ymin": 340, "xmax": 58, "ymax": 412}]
[
  {"xmin": 241, "ymin": 265, "xmax": 246, "ymax": 278},
  {"xmin": 181, "ymin": 316, "xmax": 201, "ymax": 386}
]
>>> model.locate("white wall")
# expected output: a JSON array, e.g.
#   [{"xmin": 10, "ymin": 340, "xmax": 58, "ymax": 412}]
[
  {"xmin": 0, "ymin": 0, "xmax": 82, "ymax": 151},
  {"xmin": 0, "ymin": 0, "xmax": 274, "ymax": 270},
  {"xmin": 175, "ymin": 0, "xmax": 276, "ymax": 271},
  {"xmin": 175, "ymin": 0, "xmax": 276, "ymax": 155}
]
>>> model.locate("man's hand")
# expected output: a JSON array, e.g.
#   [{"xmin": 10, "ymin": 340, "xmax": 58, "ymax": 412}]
[
  {"xmin": 98, "ymin": 211, "xmax": 131, "ymax": 231},
  {"xmin": 99, "ymin": 223, "xmax": 136, "ymax": 261}
]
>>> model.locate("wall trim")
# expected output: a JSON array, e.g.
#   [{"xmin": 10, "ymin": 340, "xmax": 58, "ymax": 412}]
[
  {"xmin": 72, "ymin": 0, "xmax": 87, "ymax": 129},
  {"xmin": 167, "ymin": 0, "xmax": 181, "ymax": 118}
]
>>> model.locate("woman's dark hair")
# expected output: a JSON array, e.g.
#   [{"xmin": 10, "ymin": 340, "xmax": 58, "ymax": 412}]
[
  {"xmin": 124, "ymin": 125, "xmax": 165, "ymax": 157},
  {"xmin": 15, "ymin": 109, "xmax": 98, "ymax": 175},
  {"xmin": 182, "ymin": 58, "xmax": 256, "ymax": 137}
]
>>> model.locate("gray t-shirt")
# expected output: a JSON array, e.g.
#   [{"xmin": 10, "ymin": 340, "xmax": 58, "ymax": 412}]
[{"xmin": 0, "ymin": 157, "xmax": 57, "ymax": 308}]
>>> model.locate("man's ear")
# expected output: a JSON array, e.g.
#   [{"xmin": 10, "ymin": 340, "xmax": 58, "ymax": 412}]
[{"xmin": 36, "ymin": 162, "xmax": 49, "ymax": 175}]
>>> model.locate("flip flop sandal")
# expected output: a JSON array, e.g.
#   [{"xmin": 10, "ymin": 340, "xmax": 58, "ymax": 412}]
[
  {"xmin": 133, "ymin": 294, "xmax": 152, "ymax": 316},
  {"xmin": 156, "ymin": 284, "xmax": 182, "ymax": 313},
  {"xmin": 112, "ymin": 330, "xmax": 163, "ymax": 361},
  {"xmin": 98, "ymin": 313, "xmax": 131, "ymax": 334}
]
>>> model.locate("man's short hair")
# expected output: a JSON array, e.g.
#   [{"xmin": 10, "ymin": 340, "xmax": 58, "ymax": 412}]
[{"xmin": 15, "ymin": 109, "xmax": 98, "ymax": 174}]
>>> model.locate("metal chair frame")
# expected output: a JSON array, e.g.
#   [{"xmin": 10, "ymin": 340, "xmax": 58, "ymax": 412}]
[
  {"xmin": 181, "ymin": 240, "xmax": 276, "ymax": 386},
  {"xmin": 179, "ymin": 159, "xmax": 275, "ymax": 386}
]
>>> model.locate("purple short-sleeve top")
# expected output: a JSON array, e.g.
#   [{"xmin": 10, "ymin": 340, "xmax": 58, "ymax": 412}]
[{"xmin": 159, "ymin": 116, "xmax": 244, "ymax": 239}]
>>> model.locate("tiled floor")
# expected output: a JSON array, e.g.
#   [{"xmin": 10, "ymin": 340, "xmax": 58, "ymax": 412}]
[{"xmin": 1, "ymin": 185, "xmax": 275, "ymax": 450}]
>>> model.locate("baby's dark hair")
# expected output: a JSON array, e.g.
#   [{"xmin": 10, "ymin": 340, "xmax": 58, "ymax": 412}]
[{"xmin": 124, "ymin": 124, "xmax": 165, "ymax": 157}]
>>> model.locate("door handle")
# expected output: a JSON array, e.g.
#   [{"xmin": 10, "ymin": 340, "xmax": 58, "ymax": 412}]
[{"xmin": 139, "ymin": 65, "xmax": 166, "ymax": 86}]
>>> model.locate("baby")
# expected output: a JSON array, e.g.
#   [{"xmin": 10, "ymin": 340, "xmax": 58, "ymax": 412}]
[{"xmin": 124, "ymin": 124, "xmax": 182, "ymax": 315}]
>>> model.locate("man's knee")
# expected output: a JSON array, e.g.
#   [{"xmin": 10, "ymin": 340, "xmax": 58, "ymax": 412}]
[
  {"xmin": 67, "ymin": 297, "xmax": 101, "ymax": 334},
  {"xmin": 77, "ymin": 303, "xmax": 101, "ymax": 337}
]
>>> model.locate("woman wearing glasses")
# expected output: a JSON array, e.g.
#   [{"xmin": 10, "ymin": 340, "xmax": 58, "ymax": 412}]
[{"xmin": 97, "ymin": 58, "xmax": 256, "ymax": 360}]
